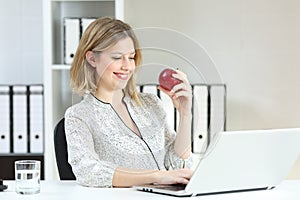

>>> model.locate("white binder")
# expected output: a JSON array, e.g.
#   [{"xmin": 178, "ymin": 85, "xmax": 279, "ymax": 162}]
[
  {"xmin": 81, "ymin": 18, "xmax": 96, "ymax": 36},
  {"xmin": 209, "ymin": 85, "xmax": 226, "ymax": 141},
  {"xmin": 192, "ymin": 85, "xmax": 209, "ymax": 154},
  {"xmin": 141, "ymin": 85, "xmax": 158, "ymax": 95},
  {"xmin": 0, "ymin": 86, "xmax": 10, "ymax": 153},
  {"xmin": 160, "ymin": 91, "xmax": 175, "ymax": 131},
  {"xmin": 136, "ymin": 86, "xmax": 141, "ymax": 93},
  {"xmin": 64, "ymin": 18, "xmax": 80, "ymax": 64},
  {"xmin": 13, "ymin": 86, "xmax": 28, "ymax": 153},
  {"xmin": 142, "ymin": 85, "xmax": 178, "ymax": 131},
  {"xmin": 29, "ymin": 85, "xmax": 44, "ymax": 153}
]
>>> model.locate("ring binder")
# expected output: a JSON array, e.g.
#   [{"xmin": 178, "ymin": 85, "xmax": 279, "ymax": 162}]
[
  {"xmin": 0, "ymin": 85, "xmax": 10, "ymax": 153},
  {"xmin": 64, "ymin": 18, "xmax": 80, "ymax": 65},
  {"xmin": 192, "ymin": 85, "xmax": 209, "ymax": 154},
  {"xmin": 81, "ymin": 18, "xmax": 96, "ymax": 36},
  {"xmin": 209, "ymin": 84, "xmax": 226, "ymax": 141},
  {"xmin": 160, "ymin": 91, "xmax": 175, "ymax": 131},
  {"xmin": 12, "ymin": 85, "xmax": 28, "ymax": 153},
  {"xmin": 29, "ymin": 85, "xmax": 44, "ymax": 153}
]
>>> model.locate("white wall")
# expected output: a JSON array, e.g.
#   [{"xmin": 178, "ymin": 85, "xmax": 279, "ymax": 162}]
[
  {"xmin": 124, "ymin": 0, "xmax": 300, "ymax": 179},
  {"xmin": 0, "ymin": 0, "xmax": 43, "ymax": 84}
]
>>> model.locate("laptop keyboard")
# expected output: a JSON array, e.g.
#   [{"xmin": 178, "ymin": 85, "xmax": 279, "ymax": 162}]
[{"xmin": 146, "ymin": 184, "xmax": 186, "ymax": 191}]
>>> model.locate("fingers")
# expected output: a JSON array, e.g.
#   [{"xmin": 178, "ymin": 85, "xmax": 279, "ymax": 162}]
[
  {"xmin": 176, "ymin": 178, "xmax": 189, "ymax": 185},
  {"xmin": 173, "ymin": 168, "xmax": 193, "ymax": 180},
  {"xmin": 157, "ymin": 85, "xmax": 171, "ymax": 95},
  {"xmin": 157, "ymin": 69, "xmax": 190, "ymax": 93},
  {"xmin": 177, "ymin": 168, "xmax": 194, "ymax": 179},
  {"xmin": 171, "ymin": 83, "xmax": 191, "ymax": 96},
  {"xmin": 157, "ymin": 69, "xmax": 192, "ymax": 109},
  {"xmin": 170, "ymin": 84, "xmax": 192, "ymax": 103},
  {"xmin": 155, "ymin": 168, "xmax": 194, "ymax": 185},
  {"xmin": 171, "ymin": 71, "xmax": 191, "ymax": 94},
  {"xmin": 172, "ymin": 168, "xmax": 193, "ymax": 184},
  {"xmin": 172, "ymin": 70, "xmax": 189, "ymax": 84}
]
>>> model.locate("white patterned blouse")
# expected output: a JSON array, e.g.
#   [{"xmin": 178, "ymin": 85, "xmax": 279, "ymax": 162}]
[{"xmin": 64, "ymin": 92, "xmax": 192, "ymax": 187}]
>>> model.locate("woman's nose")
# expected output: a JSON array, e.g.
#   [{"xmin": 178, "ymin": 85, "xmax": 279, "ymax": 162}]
[
  {"xmin": 121, "ymin": 65, "xmax": 128, "ymax": 71},
  {"xmin": 121, "ymin": 57, "xmax": 131, "ymax": 70}
]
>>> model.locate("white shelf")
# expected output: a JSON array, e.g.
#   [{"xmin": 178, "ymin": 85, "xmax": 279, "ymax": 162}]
[{"xmin": 43, "ymin": 0, "xmax": 124, "ymax": 180}]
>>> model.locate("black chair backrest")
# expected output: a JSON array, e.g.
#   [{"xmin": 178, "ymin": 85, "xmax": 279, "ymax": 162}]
[{"xmin": 54, "ymin": 118, "xmax": 76, "ymax": 180}]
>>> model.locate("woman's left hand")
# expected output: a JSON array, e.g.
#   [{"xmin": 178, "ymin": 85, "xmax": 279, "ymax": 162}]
[{"xmin": 158, "ymin": 69, "xmax": 192, "ymax": 116}]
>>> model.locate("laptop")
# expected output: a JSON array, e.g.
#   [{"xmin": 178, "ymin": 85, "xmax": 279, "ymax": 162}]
[{"xmin": 134, "ymin": 128, "xmax": 300, "ymax": 197}]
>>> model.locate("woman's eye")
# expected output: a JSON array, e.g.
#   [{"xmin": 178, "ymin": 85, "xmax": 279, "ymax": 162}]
[
  {"xmin": 112, "ymin": 57, "xmax": 121, "ymax": 60},
  {"xmin": 129, "ymin": 57, "xmax": 135, "ymax": 60}
]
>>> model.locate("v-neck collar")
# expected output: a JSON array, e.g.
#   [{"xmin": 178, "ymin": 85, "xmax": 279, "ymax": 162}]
[{"xmin": 88, "ymin": 92, "xmax": 142, "ymax": 138}]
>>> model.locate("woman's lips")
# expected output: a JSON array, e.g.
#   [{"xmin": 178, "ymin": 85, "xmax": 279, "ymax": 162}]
[{"xmin": 113, "ymin": 72, "xmax": 130, "ymax": 80}]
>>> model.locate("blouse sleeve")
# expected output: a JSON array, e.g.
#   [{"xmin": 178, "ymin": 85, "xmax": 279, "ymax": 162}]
[
  {"xmin": 145, "ymin": 94, "xmax": 193, "ymax": 170},
  {"xmin": 65, "ymin": 108, "xmax": 117, "ymax": 187}
]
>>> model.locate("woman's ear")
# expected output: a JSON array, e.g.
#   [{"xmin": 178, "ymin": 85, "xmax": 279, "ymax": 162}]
[{"xmin": 85, "ymin": 51, "xmax": 97, "ymax": 68}]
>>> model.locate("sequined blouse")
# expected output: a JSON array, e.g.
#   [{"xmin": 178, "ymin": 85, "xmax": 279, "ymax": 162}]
[{"xmin": 64, "ymin": 92, "xmax": 192, "ymax": 187}]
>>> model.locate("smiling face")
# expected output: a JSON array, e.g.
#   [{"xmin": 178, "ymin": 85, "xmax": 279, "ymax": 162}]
[{"xmin": 87, "ymin": 37, "xmax": 136, "ymax": 93}]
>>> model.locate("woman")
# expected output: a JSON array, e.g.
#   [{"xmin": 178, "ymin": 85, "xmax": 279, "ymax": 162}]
[{"xmin": 65, "ymin": 17, "xmax": 193, "ymax": 187}]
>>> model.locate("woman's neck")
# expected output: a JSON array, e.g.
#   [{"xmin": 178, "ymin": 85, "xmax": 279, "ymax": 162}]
[{"xmin": 94, "ymin": 88, "xmax": 124, "ymax": 105}]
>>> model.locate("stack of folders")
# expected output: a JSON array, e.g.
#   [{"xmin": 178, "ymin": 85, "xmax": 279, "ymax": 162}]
[
  {"xmin": 137, "ymin": 84, "xmax": 226, "ymax": 154},
  {"xmin": 64, "ymin": 17, "xmax": 97, "ymax": 64},
  {"xmin": 0, "ymin": 84, "xmax": 44, "ymax": 154}
]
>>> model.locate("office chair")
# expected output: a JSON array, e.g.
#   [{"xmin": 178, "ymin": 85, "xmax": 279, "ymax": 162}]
[{"xmin": 54, "ymin": 118, "xmax": 76, "ymax": 180}]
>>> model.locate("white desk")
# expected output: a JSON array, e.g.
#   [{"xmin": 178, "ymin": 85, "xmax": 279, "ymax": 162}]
[{"xmin": 0, "ymin": 180, "xmax": 299, "ymax": 200}]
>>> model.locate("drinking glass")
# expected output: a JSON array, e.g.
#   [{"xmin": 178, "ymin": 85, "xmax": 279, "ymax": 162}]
[{"xmin": 15, "ymin": 160, "xmax": 41, "ymax": 194}]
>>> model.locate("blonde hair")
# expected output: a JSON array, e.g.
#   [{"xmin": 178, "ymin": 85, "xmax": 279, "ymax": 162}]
[{"xmin": 70, "ymin": 17, "xmax": 142, "ymax": 104}]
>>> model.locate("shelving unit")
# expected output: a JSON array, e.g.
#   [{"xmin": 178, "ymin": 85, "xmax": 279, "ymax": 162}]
[{"xmin": 43, "ymin": 0, "xmax": 124, "ymax": 180}]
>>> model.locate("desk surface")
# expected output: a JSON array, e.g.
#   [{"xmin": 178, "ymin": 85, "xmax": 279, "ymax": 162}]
[{"xmin": 0, "ymin": 180, "xmax": 299, "ymax": 200}]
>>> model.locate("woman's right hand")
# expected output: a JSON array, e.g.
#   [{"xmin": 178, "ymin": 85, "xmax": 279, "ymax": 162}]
[{"xmin": 153, "ymin": 168, "xmax": 193, "ymax": 185}]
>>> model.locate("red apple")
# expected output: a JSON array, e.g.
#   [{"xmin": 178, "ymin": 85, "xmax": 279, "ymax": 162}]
[{"xmin": 158, "ymin": 68, "xmax": 182, "ymax": 91}]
